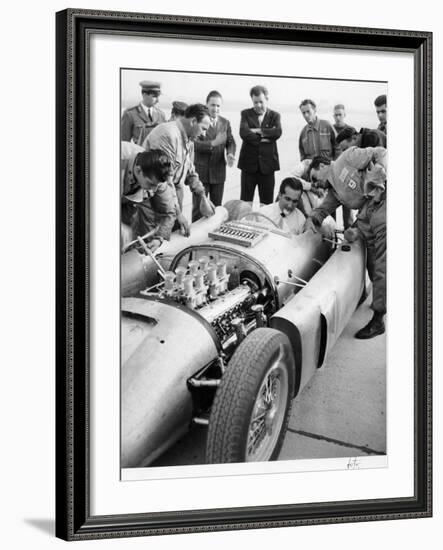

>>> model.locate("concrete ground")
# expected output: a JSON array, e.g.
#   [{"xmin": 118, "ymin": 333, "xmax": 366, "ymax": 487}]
[{"xmin": 153, "ymin": 294, "xmax": 386, "ymax": 467}]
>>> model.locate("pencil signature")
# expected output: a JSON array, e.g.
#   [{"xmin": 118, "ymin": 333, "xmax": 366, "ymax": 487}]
[{"xmin": 347, "ymin": 457, "xmax": 361, "ymax": 470}]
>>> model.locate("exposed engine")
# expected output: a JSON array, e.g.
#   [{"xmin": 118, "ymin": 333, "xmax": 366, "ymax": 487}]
[{"xmin": 140, "ymin": 254, "xmax": 271, "ymax": 349}]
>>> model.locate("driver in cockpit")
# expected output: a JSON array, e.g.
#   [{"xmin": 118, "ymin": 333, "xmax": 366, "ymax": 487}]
[{"xmin": 259, "ymin": 177, "xmax": 306, "ymax": 235}]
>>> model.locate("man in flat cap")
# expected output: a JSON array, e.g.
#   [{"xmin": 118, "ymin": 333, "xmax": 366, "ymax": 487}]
[{"xmin": 121, "ymin": 81, "xmax": 167, "ymax": 145}]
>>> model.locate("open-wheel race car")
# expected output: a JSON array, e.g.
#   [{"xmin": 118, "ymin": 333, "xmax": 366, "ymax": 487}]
[{"xmin": 121, "ymin": 202, "xmax": 366, "ymax": 468}]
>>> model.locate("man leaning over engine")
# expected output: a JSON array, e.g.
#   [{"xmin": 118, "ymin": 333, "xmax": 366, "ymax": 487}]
[
  {"xmin": 306, "ymin": 147, "xmax": 387, "ymax": 340},
  {"xmin": 121, "ymin": 144, "xmax": 176, "ymax": 252}
]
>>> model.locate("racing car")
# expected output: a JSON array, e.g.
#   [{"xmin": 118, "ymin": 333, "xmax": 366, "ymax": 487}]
[{"xmin": 121, "ymin": 202, "xmax": 366, "ymax": 468}]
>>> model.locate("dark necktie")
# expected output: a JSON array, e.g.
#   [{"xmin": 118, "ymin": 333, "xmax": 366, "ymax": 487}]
[{"xmin": 148, "ymin": 108, "xmax": 153, "ymax": 122}]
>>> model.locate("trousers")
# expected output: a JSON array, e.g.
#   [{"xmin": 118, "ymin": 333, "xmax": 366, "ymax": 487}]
[
  {"xmin": 240, "ymin": 171, "xmax": 275, "ymax": 204},
  {"xmin": 356, "ymin": 196, "xmax": 386, "ymax": 315}
]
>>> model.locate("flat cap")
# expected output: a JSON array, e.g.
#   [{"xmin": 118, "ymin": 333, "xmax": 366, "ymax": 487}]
[
  {"xmin": 139, "ymin": 80, "xmax": 162, "ymax": 93},
  {"xmin": 172, "ymin": 100, "xmax": 188, "ymax": 113}
]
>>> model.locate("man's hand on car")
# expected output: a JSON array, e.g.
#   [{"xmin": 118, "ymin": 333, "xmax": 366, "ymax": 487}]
[
  {"xmin": 147, "ymin": 238, "xmax": 162, "ymax": 252},
  {"xmin": 343, "ymin": 227, "xmax": 361, "ymax": 243},
  {"xmin": 303, "ymin": 217, "xmax": 320, "ymax": 234},
  {"xmin": 199, "ymin": 196, "xmax": 216, "ymax": 218},
  {"xmin": 310, "ymin": 185, "xmax": 325, "ymax": 198},
  {"xmin": 177, "ymin": 211, "xmax": 191, "ymax": 237}
]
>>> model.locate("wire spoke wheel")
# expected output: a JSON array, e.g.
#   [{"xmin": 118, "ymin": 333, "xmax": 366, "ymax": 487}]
[
  {"xmin": 246, "ymin": 350, "xmax": 289, "ymax": 461},
  {"xmin": 206, "ymin": 328, "xmax": 295, "ymax": 464}
]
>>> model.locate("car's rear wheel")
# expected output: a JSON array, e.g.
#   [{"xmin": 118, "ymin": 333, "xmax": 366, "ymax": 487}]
[{"xmin": 206, "ymin": 328, "xmax": 295, "ymax": 463}]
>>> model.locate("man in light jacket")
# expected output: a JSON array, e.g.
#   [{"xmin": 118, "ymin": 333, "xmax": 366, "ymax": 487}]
[{"xmin": 306, "ymin": 147, "xmax": 387, "ymax": 339}]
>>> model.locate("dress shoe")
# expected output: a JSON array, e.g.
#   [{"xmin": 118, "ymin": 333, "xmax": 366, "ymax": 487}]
[{"xmin": 355, "ymin": 314, "xmax": 385, "ymax": 339}]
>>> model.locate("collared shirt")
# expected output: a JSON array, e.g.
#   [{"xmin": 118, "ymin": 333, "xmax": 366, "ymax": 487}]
[
  {"xmin": 299, "ymin": 117, "xmax": 337, "ymax": 161},
  {"xmin": 140, "ymin": 102, "xmax": 153, "ymax": 120},
  {"xmin": 143, "ymin": 120, "xmax": 205, "ymax": 205},
  {"xmin": 257, "ymin": 110, "xmax": 266, "ymax": 126},
  {"xmin": 259, "ymin": 201, "xmax": 306, "ymax": 235},
  {"xmin": 121, "ymin": 104, "xmax": 167, "ymax": 144}
]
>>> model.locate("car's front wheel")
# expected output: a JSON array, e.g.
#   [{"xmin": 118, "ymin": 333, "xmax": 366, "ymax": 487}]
[{"xmin": 206, "ymin": 328, "xmax": 295, "ymax": 464}]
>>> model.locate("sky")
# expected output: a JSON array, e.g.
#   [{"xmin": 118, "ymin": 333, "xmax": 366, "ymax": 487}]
[{"xmin": 121, "ymin": 68, "xmax": 387, "ymax": 125}]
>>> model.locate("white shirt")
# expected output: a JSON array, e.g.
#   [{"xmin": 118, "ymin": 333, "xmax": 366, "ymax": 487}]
[
  {"xmin": 140, "ymin": 102, "xmax": 153, "ymax": 120},
  {"xmin": 257, "ymin": 110, "xmax": 267, "ymax": 126},
  {"xmin": 259, "ymin": 202, "xmax": 306, "ymax": 235}
]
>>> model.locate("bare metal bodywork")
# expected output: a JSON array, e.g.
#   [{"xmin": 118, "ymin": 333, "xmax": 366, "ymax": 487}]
[
  {"xmin": 121, "ymin": 205, "xmax": 366, "ymax": 467},
  {"xmin": 271, "ymin": 239, "xmax": 365, "ymax": 393},
  {"xmin": 122, "ymin": 298, "xmax": 219, "ymax": 467}
]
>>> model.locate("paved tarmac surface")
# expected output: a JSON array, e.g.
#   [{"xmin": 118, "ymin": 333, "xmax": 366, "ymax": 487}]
[{"xmin": 153, "ymin": 294, "xmax": 386, "ymax": 467}]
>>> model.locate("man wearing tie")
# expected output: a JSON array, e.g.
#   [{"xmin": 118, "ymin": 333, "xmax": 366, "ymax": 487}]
[
  {"xmin": 259, "ymin": 178, "xmax": 306, "ymax": 235},
  {"xmin": 121, "ymin": 81, "xmax": 167, "ymax": 145},
  {"xmin": 193, "ymin": 91, "xmax": 236, "ymax": 220},
  {"xmin": 238, "ymin": 85, "xmax": 282, "ymax": 205}
]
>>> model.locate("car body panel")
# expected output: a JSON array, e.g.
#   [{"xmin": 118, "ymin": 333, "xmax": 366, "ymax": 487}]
[
  {"xmin": 271, "ymin": 239, "xmax": 366, "ymax": 392},
  {"xmin": 121, "ymin": 297, "xmax": 219, "ymax": 467}
]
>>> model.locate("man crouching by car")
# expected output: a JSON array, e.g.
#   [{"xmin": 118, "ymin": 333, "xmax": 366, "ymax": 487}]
[
  {"xmin": 121, "ymin": 145, "xmax": 176, "ymax": 252},
  {"xmin": 305, "ymin": 147, "xmax": 387, "ymax": 339}
]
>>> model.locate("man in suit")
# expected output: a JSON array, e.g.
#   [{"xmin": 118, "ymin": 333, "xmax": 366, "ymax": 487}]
[
  {"xmin": 121, "ymin": 81, "xmax": 167, "ymax": 145},
  {"xmin": 238, "ymin": 85, "xmax": 282, "ymax": 205},
  {"xmin": 192, "ymin": 91, "xmax": 236, "ymax": 220}
]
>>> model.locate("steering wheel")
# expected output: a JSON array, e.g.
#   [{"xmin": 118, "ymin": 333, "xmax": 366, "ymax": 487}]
[{"xmin": 238, "ymin": 211, "xmax": 281, "ymax": 230}]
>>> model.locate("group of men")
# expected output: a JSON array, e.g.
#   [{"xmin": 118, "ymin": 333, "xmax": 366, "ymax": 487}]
[{"xmin": 120, "ymin": 79, "xmax": 387, "ymax": 340}]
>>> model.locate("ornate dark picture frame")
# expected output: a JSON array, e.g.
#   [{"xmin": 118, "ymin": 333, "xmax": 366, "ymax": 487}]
[{"xmin": 55, "ymin": 8, "xmax": 432, "ymax": 541}]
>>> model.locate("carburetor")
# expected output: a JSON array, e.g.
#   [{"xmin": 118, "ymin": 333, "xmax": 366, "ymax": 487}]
[{"xmin": 149, "ymin": 256, "xmax": 230, "ymax": 310}]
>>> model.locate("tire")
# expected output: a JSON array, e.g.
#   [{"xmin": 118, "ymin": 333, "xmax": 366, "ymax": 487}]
[
  {"xmin": 206, "ymin": 328, "xmax": 295, "ymax": 464},
  {"xmin": 223, "ymin": 199, "xmax": 252, "ymax": 221}
]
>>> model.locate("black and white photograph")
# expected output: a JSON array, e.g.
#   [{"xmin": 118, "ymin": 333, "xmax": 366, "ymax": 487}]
[{"xmin": 120, "ymin": 68, "xmax": 388, "ymax": 474}]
